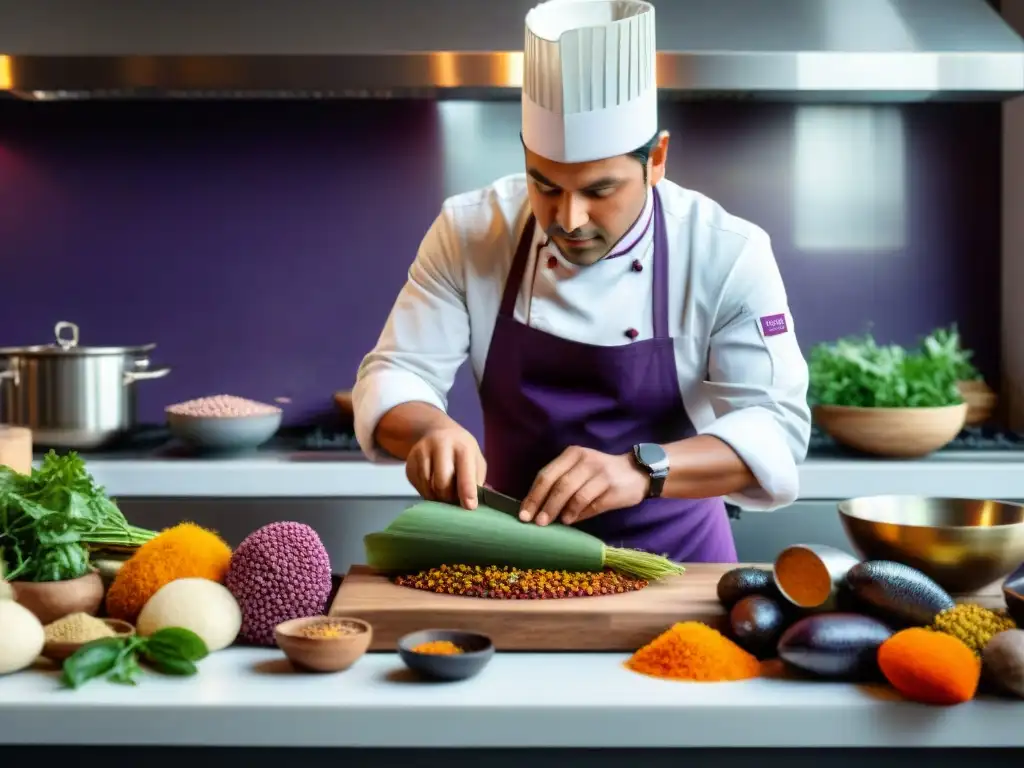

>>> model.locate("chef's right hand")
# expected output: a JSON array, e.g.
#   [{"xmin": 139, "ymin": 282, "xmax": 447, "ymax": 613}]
[{"xmin": 405, "ymin": 425, "xmax": 487, "ymax": 510}]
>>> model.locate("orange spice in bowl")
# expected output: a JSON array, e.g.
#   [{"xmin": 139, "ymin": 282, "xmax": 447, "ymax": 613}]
[
  {"xmin": 274, "ymin": 617, "xmax": 373, "ymax": 673},
  {"xmin": 411, "ymin": 640, "xmax": 463, "ymax": 655},
  {"xmin": 774, "ymin": 544, "xmax": 860, "ymax": 610}
]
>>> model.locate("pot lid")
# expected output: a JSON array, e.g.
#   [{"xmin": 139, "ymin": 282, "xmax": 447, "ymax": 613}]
[{"xmin": 0, "ymin": 321, "xmax": 156, "ymax": 356}]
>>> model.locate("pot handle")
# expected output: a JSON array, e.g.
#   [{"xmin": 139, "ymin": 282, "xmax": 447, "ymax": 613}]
[
  {"xmin": 124, "ymin": 366, "xmax": 171, "ymax": 385},
  {"xmin": 0, "ymin": 369, "xmax": 18, "ymax": 387}
]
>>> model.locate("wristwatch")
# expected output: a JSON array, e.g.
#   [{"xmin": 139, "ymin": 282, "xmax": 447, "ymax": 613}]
[{"xmin": 631, "ymin": 443, "xmax": 670, "ymax": 499}]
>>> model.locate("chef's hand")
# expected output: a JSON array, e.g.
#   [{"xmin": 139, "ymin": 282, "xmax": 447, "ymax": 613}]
[
  {"xmin": 519, "ymin": 446, "xmax": 648, "ymax": 527},
  {"xmin": 406, "ymin": 425, "xmax": 487, "ymax": 510}
]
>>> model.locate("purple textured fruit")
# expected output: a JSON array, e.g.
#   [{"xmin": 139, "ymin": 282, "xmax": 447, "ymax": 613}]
[{"xmin": 225, "ymin": 521, "xmax": 333, "ymax": 646}]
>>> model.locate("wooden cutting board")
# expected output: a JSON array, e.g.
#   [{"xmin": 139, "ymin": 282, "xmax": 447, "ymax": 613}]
[
  {"xmin": 329, "ymin": 564, "xmax": 1007, "ymax": 652},
  {"xmin": 331, "ymin": 563, "xmax": 734, "ymax": 651}
]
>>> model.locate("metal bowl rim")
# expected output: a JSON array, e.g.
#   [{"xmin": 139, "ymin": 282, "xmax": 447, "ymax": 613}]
[{"xmin": 838, "ymin": 495, "xmax": 1024, "ymax": 531}]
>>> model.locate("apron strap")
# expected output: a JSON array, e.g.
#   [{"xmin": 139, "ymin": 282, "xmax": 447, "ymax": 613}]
[
  {"xmin": 498, "ymin": 212, "xmax": 537, "ymax": 319},
  {"xmin": 652, "ymin": 186, "xmax": 670, "ymax": 340}
]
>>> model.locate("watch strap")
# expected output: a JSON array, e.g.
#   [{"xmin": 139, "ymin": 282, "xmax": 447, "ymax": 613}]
[{"xmin": 647, "ymin": 468, "xmax": 668, "ymax": 498}]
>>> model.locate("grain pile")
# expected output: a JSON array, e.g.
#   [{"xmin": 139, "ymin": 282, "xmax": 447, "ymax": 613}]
[{"xmin": 393, "ymin": 564, "xmax": 648, "ymax": 599}]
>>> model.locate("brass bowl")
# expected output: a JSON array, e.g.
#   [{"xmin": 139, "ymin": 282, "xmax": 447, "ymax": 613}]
[{"xmin": 837, "ymin": 495, "xmax": 1024, "ymax": 594}]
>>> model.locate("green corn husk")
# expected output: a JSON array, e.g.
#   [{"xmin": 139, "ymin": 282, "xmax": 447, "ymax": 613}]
[{"xmin": 364, "ymin": 501, "xmax": 686, "ymax": 581}]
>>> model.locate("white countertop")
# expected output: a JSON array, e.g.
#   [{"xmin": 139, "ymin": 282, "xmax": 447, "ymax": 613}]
[
  {"xmin": 0, "ymin": 649, "xmax": 1021, "ymax": 748},
  {"xmin": 49, "ymin": 451, "xmax": 1024, "ymax": 501}
]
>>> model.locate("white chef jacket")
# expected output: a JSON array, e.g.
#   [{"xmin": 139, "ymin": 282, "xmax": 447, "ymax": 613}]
[{"xmin": 353, "ymin": 174, "xmax": 811, "ymax": 510}]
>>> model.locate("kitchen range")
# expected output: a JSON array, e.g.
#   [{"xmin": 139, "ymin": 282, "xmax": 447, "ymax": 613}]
[{"xmin": 0, "ymin": 321, "xmax": 1020, "ymax": 508}]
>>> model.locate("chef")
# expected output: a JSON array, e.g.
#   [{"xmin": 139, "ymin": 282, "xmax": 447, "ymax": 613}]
[{"xmin": 353, "ymin": 0, "xmax": 811, "ymax": 562}]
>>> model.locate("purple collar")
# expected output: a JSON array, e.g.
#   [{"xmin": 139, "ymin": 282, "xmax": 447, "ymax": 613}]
[{"xmin": 605, "ymin": 190, "xmax": 654, "ymax": 260}]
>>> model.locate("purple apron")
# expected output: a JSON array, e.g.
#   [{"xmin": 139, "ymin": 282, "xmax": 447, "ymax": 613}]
[{"xmin": 478, "ymin": 188, "xmax": 737, "ymax": 563}]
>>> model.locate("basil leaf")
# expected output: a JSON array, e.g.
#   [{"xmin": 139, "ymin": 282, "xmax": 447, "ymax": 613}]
[
  {"xmin": 146, "ymin": 627, "xmax": 208, "ymax": 662},
  {"xmin": 62, "ymin": 638, "xmax": 124, "ymax": 689},
  {"xmin": 143, "ymin": 653, "xmax": 197, "ymax": 677},
  {"xmin": 106, "ymin": 649, "xmax": 142, "ymax": 686}
]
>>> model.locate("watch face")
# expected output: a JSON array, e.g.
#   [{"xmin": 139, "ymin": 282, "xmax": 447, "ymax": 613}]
[{"xmin": 636, "ymin": 443, "xmax": 668, "ymax": 469}]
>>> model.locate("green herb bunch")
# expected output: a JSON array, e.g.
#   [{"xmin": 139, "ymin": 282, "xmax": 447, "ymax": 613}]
[
  {"xmin": 0, "ymin": 451, "xmax": 156, "ymax": 583},
  {"xmin": 62, "ymin": 627, "xmax": 209, "ymax": 688},
  {"xmin": 808, "ymin": 325, "xmax": 977, "ymax": 409}
]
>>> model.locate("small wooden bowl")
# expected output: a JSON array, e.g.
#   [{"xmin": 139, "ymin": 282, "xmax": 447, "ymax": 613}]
[
  {"xmin": 11, "ymin": 570, "xmax": 105, "ymax": 626},
  {"xmin": 958, "ymin": 380, "xmax": 998, "ymax": 426},
  {"xmin": 397, "ymin": 629, "xmax": 495, "ymax": 681},
  {"xmin": 813, "ymin": 403, "xmax": 968, "ymax": 458},
  {"xmin": 42, "ymin": 618, "xmax": 135, "ymax": 662},
  {"xmin": 274, "ymin": 616, "xmax": 372, "ymax": 673}
]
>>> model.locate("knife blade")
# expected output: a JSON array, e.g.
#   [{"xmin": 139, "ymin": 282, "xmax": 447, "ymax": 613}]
[{"xmin": 477, "ymin": 485, "xmax": 523, "ymax": 518}]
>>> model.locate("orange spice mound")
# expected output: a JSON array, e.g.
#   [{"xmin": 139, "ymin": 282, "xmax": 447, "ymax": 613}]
[
  {"xmin": 412, "ymin": 640, "xmax": 463, "ymax": 655},
  {"xmin": 625, "ymin": 621, "xmax": 762, "ymax": 682},
  {"xmin": 878, "ymin": 628, "xmax": 981, "ymax": 706},
  {"xmin": 105, "ymin": 522, "xmax": 233, "ymax": 622}
]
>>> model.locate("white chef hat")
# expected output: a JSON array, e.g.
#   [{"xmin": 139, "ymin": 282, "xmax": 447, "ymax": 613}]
[{"xmin": 521, "ymin": 0, "xmax": 657, "ymax": 164}]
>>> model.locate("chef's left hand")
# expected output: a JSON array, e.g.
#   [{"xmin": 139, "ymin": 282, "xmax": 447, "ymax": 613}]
[{"xmin": 519, "ymin": 447, "xmax": 648, "ymax": 527}]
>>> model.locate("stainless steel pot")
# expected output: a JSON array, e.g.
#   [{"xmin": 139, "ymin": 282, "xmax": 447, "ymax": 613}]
[{"xmin": 0, "ymin": 321, "xmax": 171, "ymax": 449}]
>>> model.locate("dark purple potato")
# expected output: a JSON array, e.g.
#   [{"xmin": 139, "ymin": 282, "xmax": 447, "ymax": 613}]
[
  {"xmin": 716, "ymin": 567, "xmax": 780, "ymax": 608},
  {"xmin": 729, "ymin": 595, "xmax": 786, "ymax": 659},
  {"xmin": 845, "ymin": 560, "xmax": 955, "ymax": 627},
  {"xmin": 777, "ymin": 613, "xmax": 893, "ymax": 680}
]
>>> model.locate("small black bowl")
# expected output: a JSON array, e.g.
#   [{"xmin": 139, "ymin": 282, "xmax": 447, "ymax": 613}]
[
  {"xmin": 397, "ymin": 629, "xmax": 495, "ymax": 681},
  {"xmin": 1003, "ymin": 563, "xmax": 1024, "ymax": 626}
]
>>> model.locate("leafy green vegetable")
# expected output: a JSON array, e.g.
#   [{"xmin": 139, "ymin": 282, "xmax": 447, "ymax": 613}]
[
  {"xmin": 61, "ymin": 627, "xmax": 209, "ymax": 689},
  {"xmin": 808, "ymin": 325, "xmax": 977, "ymax": 408},
  {"xmin": 0, "ymin": 450, "xmax": 156, "ymax": 583}
]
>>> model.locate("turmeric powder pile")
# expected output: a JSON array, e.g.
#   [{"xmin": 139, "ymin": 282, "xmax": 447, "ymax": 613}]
[
  {"xmin": 411, "ymin": 640, "xmax": 463, "ymax": 655},
  {"xmin": 626, "ymin": 621, "xmax": 761, "ymax": 682}
]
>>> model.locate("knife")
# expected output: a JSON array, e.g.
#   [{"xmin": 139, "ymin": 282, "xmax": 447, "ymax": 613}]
[{"xmin": 477, "ymin": 485, "xmax": 524, "ymax": 518}]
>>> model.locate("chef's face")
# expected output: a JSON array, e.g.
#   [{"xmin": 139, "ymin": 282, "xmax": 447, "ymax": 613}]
[{"xmin": 525, "ymin": 133, "xmax": 670, "ymax": 266}]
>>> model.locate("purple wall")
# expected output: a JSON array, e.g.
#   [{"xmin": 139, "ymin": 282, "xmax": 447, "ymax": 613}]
[{"xmin": 0, "ymin": 100, "xmax": 1002, "ymax": 437}]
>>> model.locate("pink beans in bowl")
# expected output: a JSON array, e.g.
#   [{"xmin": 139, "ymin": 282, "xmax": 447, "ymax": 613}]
[{"xmin": 166, "ymin": 395, "xmax": 282, "ymax": 452}]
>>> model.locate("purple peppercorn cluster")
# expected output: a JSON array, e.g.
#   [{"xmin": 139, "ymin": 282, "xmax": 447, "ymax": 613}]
[{"xmin": 225, "ymin": 521, "xmax": 333, "ymax": 646}]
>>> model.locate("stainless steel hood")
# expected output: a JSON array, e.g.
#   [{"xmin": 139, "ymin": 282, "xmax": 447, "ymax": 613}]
[{"xmin": 1, "ymin": 0, "xmax": 1023, "ymax": 102}]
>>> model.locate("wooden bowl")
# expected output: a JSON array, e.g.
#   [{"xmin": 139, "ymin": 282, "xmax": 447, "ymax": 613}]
[
  {"xmin": 11, "ymin": 570, "xmax": 105, "ymax": 626},
  {"xmin": 274, "ymin": 616, "xmax": 372, "ymax": 673},
  {"xmin": 42, "ymin": 618, "xmax": 135, "ymax": 662},
  {"xmin": 813, "ymin": 403, "xmax": 968, "ymax": 458},
  {"xmin": 958, "ymin": 380, "xmax": 998, "ymax": 426}
]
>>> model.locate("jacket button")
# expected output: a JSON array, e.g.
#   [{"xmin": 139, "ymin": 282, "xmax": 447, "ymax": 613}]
[
  {"xmin": 625, "ymin": 328, "xmax": 639, "ymax": 340},
  {"xmin": 631, "ymin": 259, "xmax": 643, "ymax": 272},
  {"xmin": 547, "ymin": 255, "xmax": 558, "ymax": 269}
]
